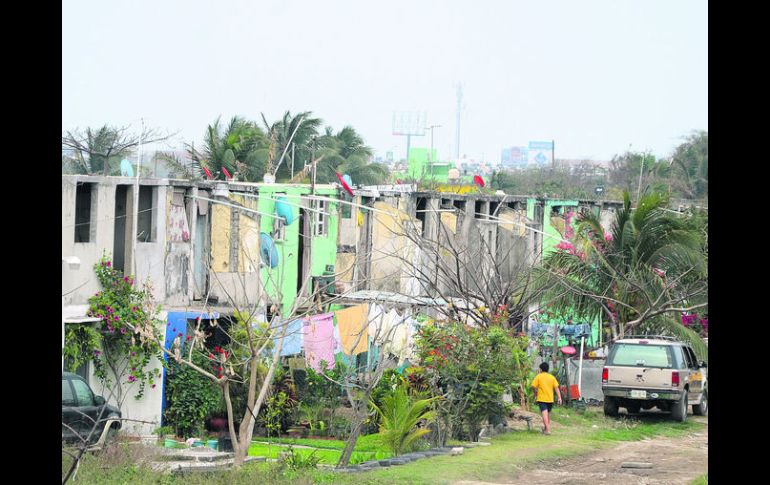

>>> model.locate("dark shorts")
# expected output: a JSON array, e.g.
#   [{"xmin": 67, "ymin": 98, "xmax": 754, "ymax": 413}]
[{"xmin": 537, "ymin": 402, "xmax": 553, "ymax": 412}]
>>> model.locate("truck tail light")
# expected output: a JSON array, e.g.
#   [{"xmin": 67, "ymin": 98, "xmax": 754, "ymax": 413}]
[
  {"xmin": 602, "ymin": 367, "xmax": 608, "ymax": 384},
  {"xmin": 671, "ymin": 371, "xmax": 680, "ymax": 386}
]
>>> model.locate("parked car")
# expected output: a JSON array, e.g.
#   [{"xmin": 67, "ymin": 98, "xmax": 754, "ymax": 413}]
[
  {"xmin": 601, "ymin": 336, "xmax": 707, "ymax": 421},
  {"xmin": 62, "ymin": 372, "xmax": 121, "ymax": 444}
]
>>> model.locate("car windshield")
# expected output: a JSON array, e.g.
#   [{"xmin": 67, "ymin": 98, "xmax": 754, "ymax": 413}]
[{"xmin": 608, "ymin": 343, "xmax": 673, "ymax": 368}]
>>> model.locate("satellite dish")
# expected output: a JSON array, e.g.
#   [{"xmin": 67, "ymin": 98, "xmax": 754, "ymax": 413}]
[
  {"xmin": 260, "ymin": 233, "xmax": 279, "ymax": 268},
  {"xmin": 275, "ymin": 196, "xmax": 294, "ymax": 225},
  {"xmin": 120, "ymin": 159, "xmax": 134, "ymax": 177}
]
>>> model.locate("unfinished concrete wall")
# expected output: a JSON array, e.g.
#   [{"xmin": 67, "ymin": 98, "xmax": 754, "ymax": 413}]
[
  {"xmin": 135, "ymin": 185, "xmax": 168, "ymax": 303},
  {"xmin": 208, "ymin": 193, "xmax": 261, "ymax": 308},
  {"xmin": 369, "ymin": 201, "xmax": 420, "ymax": 293},
  {"xmin": 88, "ymin": 312, "xmax": 167, "ymax": 437},
  {"xmin": 62, "ymin": 177, "xmax": 122, "ymax": 306}
]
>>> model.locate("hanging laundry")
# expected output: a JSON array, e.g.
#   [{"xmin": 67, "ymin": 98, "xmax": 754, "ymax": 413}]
[
  {"xmin": 279, "ymin": 319, "xmax": 304, "ymax": 356},
  {"xmin": 382, "ymin": 309, "xmax": 411, "ymax": 363},
  {"xmin": 368, "ymin": 304, "xmax": 391, "ymax": 345},
  {"xmin": 335, "ymin": 304, "xmax": 369, "ymax": 355},
  {"xmin": 303, "ymin": 313, "xmax": 335, "ymax": 371},
  {"xmin": 402, "ymin": 316, "xmax": 420, "ymax": 363}
]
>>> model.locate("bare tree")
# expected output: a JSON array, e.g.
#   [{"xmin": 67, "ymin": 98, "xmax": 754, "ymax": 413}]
[{"xmin": 62, "ymin": 124, "xmax": 175, "ymax": 176}]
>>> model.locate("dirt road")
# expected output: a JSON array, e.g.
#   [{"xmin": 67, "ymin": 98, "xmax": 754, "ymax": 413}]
[{"xmin": 457, "ymin": 416, "xmax": 707, "ymax": 485}]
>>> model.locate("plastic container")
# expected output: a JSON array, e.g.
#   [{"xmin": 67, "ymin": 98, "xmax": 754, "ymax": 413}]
[
  {"xmin": 207, "ymin": 439, "xmax": 218, "ymax": 451},
  {"xmin": 164, "ymin": 438, "xmax": 177, "ymax": 448}
]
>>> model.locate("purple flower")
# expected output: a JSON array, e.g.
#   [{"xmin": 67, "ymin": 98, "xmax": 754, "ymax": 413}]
[
  {"xmin": 151, "ymin": 384, "xmax": 156, "ymax": 389},
  {"xmin": 127, "ymin": 375, "xmax": 136, "ymax": 382},
  {"xmin": 93, "ymin": 350, "xmax": 101, "ymax": 356},
  {"xmin": 113, "ymin": 315, "xmax": 119, "ymax": 321},
  {"xmin": 106, "ymin": 261, "xmax": 111, "ymax": 267}
]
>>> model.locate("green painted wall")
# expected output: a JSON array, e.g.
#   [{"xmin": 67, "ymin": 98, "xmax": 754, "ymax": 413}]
[
  {"xmin": 256, "ymin": 185, "xmax": 339, "ymax": 316},
  {"xmin": 407, "ymin": 148, "xmax": 449, "ymax": 182},
  {"xmin": 542, "ymin": 199, "xmax": 579, "ymax": 254}
]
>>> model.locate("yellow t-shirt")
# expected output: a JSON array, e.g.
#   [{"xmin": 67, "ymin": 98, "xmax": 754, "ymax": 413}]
[{"xmin": 531, "ymin": 372, "xmax": 559, "ymax": 403}]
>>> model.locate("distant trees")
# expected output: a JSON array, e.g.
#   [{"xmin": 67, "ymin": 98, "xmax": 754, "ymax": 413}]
[{"xmin": 490, "ymin": 130, "xmax": 707, "ymax": 203}]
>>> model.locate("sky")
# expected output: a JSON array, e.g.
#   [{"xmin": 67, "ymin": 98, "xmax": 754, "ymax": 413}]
[{"xmin": 62, "ymin": 0, "xmax": 707, "ymax": 164}]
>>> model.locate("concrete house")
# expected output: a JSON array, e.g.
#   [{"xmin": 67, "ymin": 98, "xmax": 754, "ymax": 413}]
[{"xmin": 62, "ymin": 175, "xmax": 341, "ymax": 436}]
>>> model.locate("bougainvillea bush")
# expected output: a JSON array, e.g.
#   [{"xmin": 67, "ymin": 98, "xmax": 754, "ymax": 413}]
[{"xmin": 63, "ymin": 254, "xmax": 164, "ymax": 400}]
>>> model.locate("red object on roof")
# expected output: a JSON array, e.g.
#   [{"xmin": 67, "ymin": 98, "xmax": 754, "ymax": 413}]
[
  {"xmin": 473, "ymin": 174, "xmax": 485, "ymax": 187},
  {"xmin": 560, "ymin": 345, "xmax": 577, "ymax": 355},
  {"xmin": 222, "ymin": 167, "xmax": 232, "ymax": 180},
  {"xmin": 336, "ymin": 172, "xmax": 354, "ymax": 197},
  {"xmin": 203, "ymin": 167, "xmax": 213, "ymax": 180}
]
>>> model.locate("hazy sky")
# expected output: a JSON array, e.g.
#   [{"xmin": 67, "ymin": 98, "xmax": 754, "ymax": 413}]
[{"xmin": 62, "ymin": 0, "xmax": 707, "ymax": 163}]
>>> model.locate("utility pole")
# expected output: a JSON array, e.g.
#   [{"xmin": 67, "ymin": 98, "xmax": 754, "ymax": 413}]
[
  {"xmin": 427, "ymin": 124, "xmax": 441, "ymax": 179},
  {"xmin": 132, "ymin": 118, "xmax": 144, "ymax": 278},
  {"xmin": 636, "ymin": 151, "xmax": 646, "ymax": 204},
  {"xmin": 551, "ymin": 139, "xmax": 555, "ymax": 171},
  {"xmin": 454, "ymin": 84, "xmax": 463, "ymax": 160},
  {"xmin": 291, "ymin": 143, "xmax": 295, "ymax": 179}
]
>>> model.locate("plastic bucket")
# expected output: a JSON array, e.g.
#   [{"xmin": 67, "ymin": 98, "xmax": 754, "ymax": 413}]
[{"xmin": 207, "ymin": 439, "xmax": 218, "ymax": 451}]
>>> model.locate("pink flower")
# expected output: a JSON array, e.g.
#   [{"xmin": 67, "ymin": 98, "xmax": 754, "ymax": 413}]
[
  {"xmin": 106, "ymin": 261, "xmax": 111, "ymax": 267},
  {"xmin": 604, "ymin": 233, "xmax": 613, "ymax": 242},
  {"xmin": 127, "ymin": 375, "xmax": 136, "ymax": 382}
]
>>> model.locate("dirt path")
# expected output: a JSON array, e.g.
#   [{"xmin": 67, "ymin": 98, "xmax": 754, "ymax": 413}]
[{"xmin": 457, "ymin": 417, "xmax": 707, "ymax": 485}]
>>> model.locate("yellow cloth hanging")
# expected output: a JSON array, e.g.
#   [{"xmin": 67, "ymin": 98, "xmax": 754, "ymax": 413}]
[
  {"xmin": 335, "ymin": 304, "xmax": 369, "ymax": 355},
  {"xmin": 357, "ymin": 211, "xmax": 364, "ymax": 226}
]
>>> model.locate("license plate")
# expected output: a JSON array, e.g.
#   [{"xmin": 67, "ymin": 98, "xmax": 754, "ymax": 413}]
[{"xmin": 630, "ymin": 390, "xmax": 647, "ymax": 399}]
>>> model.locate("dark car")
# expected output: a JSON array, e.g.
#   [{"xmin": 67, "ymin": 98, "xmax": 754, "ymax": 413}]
[{"xmin": 62, "ymin": 372, "xmax": 121, "ymax": 444}]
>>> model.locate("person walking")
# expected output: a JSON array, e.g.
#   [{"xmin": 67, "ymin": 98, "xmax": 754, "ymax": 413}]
[{"xmin": 531, "ymin": 362, "xmax": 562, "ymax": 435}]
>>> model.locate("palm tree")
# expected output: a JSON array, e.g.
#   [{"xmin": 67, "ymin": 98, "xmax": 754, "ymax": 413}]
[
  {"xmin": 262, "ymin": 111, "xmax": 323, "ymax": 180},
  {"xmin": 314, "ymin": 126, "xmax": 387, "ymax": 185},
  {"xmin": 535, "ymin": 191, "xmax": 708, "ymax": 356},
  {"xmin": 168, "ymin": 116, "xmax": 268, "ymax": 181},
  {"xmin": 370, "ymin": 383, "xmax": 437, "ymax": 456}
]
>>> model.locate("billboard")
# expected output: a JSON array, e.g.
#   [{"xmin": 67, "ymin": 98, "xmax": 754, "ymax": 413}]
[
  {"xmin": 392, "ymin": 111, "xmax": 427, "ymax": 136},
  {"xmin": 528, "ymin": 141, "xmax": 554, "ymax": 166},
  {"xmin": 501, "ymin": 146, "xmax": 528, "ymax": 166}
]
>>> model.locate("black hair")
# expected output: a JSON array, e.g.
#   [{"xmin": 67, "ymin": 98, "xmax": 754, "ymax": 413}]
[{"xmin": 539, "ymin": 362, "xmax": 549, "ymax": 372}]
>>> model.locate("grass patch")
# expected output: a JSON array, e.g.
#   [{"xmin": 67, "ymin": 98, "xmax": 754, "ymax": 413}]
[
  {"xmin": 690, "ymin": 474, "xmax": 708, "ymax": 485},
  {"xmin": 247, "ymin": 442, "xmax": 391, "ymax": 465},
  {"xmin": 66, "ymin": 408, "xmax": 706, "ymax": 485},
  {"xmin": 252, "ymin": 433, "xmax": 387, "ymax": 453}
]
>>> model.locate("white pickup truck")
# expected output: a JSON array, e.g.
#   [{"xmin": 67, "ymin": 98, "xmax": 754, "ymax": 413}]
[{"xmin": 602, "ymin": 336, "xmax": 707, "ymax": 422}]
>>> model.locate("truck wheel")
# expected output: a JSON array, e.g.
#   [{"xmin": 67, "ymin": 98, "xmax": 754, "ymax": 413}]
[
  {"xmin": 626, "ymin": 403, "xmax": 641, "ymax": 414},
  {"xmin": 604, "ymin": 397, "xmax": 619, "ymax": 417},
  {"xmin": 693, "ymin": 388, "xmax": 708, "ymax": 416},
  {"xmin": 671, "ymin": 393, "xmax": 688, "ymax": 422}
]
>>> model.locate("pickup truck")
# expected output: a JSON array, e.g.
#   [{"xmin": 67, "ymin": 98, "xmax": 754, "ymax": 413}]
[{"xmin": 601, "ymin": 336, "xmax": 707, "ymax": 422}]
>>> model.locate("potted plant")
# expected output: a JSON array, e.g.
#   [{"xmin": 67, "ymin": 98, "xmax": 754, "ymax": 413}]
[{"xmin": 154, "ymin": 425, "xmax": 175, "ymax": 447}]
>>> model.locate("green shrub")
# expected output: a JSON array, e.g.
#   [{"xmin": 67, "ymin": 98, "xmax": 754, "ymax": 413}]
[{"xmin": 163, "ymin": 350, "xmax": 221, "ymax": 438}]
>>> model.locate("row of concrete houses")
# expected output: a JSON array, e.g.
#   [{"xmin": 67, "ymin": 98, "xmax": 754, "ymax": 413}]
[{"xmin": 62, "ymin": 174, "xmax": 621, "ymax": 436}]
